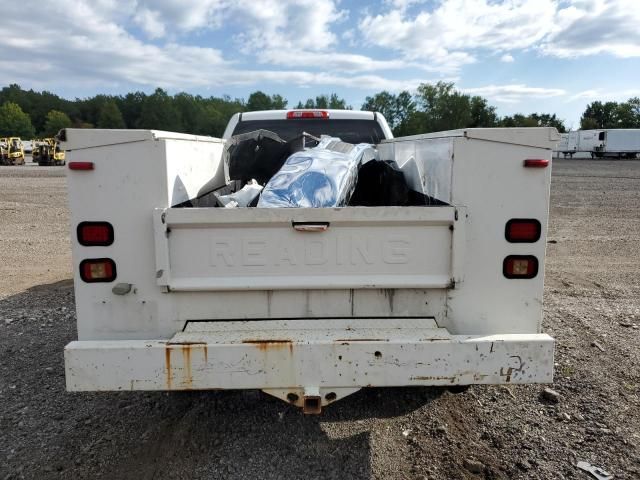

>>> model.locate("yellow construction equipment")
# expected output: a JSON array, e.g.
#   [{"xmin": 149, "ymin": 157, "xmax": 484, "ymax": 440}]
[
  {"xmin": 35, "ymin": 138, "xmax": 66, "ymax": 166},
  {"xmin": 31, "ymin": 139, "xmax": 42, "ymax": 164},
  {"xmin": 8, "ymin": 137, "xmax": 25, "ymax": 165},
  {"xmin": 0, "ymin": 137, "xmax": 26, "ymax": 165}
]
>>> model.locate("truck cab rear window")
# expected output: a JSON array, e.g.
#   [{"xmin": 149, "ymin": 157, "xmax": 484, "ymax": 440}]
[{"xmin": 232, "ymin": 119, "xmax": 386, "ymax": 144}]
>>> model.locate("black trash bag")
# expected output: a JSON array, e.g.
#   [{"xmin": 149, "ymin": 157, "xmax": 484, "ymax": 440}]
[
  {"xmin": 349, "ymin": 160, "xmax": 411, "ymax": 206},
  {"xmin": 225, "ymin": 130, "xmax": 290, "ymax": 185}
]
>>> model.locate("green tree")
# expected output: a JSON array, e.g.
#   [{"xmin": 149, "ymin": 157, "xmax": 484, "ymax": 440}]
[
  {"xmin": 0, "ymin": 84, "xmax": 74, "ymax": 134},
  {"xmin": 362, "ymin": 91, "xmax": 398, "ymax": 124},
  {"xmin": 614, "ymin": 101, "xmax": 639, "ymax": 128},
  {"xmin": 327, "ymin": 93, "xmax": 348, "ymax": 109},
  {"xmin": 296, "ymin": 93, "xmax": 350, "ymax": 110},
  {"xmin": 362, "ymin": 90, "xmax": 416, "ymax": 134},
  {"xmin": 580, "ymin": 101, "xmax": 619, "ymax": 129},
  {"xmin": 173, "ymin": 92, "xmax": 204, "ymax": 133},
  {"xmin": 500, "ymin": 114, "xmax": 539, "ymax": 128},
  {"xmin": 97, "ymin": 100, "xmax": 126, "ymax": 128},
  {"xmin": 246, "ymin": 91, "xmax": 272, "ymax": 111},
  {"xmin": 117, "ymin": 92, "xmax": 146, "ymax": 128},
  {"xmin": 531, "ymin": 113, "xmax": 566, "ymax": 132},
  {"xmin": 295, "ymin": 98, "xmax": 316, "ymax": 109},
  {"xmin": 501, "ymin": 113, "xmax": 566, "ymax": 132},
  {"xmin": 580, "ymin": 117, "xmax": 599, "ymax": 130},
  {"xmin": 194, "ymin": 105, "xmax": 227, "ymax": 137},
  {"xmin": 413, "ymin": 81, "xmax": 472, "ymax": 132},
  {"xmin": 43, "ymin": 110, "xmax": 72, "ymax": 137},
  {"xmin": 270, "ymin": 94, "xmax": 288, "ymax": 109},
  {"xmin": 628, "ymin": 97, "xmax": 640, "ymax": 123},
  {"xmin": 136, "ymin": 88, "xmax": 183, "ymax": 131},
  {"xmin": 469, "ymin": 96, "xmax": 498, "ymax": 128},
  {"xmin": 0, "ymin": 102, "xmax": 36, "ymax": 137},
  {"xmin": 246, "ymin": 91, "xmax": 287, "ymax": 111}
]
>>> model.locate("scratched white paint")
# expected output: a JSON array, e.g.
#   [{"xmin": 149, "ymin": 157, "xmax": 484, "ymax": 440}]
[{"xmin": 65, "ymin": 319, "xmax": 555, "ymax": 395}]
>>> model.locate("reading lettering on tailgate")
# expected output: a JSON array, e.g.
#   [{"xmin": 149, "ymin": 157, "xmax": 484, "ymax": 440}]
[
  {"xmin": 165, "ymin": 212, "xmax": 455, "ymax": 289},
  {"xmin": 211, "ymin": 235, "xmax": 412, "ymax": 268}
]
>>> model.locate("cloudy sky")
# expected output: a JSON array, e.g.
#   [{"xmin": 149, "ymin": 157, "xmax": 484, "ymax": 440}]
[{"xmin": 2, "ymin": 0, "xmax": 639, "ymax": 127}]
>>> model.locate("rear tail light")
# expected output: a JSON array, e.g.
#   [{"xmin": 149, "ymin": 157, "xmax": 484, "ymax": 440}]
[
  {"xmin": 503, "ymin": 256, "xmax": 538, "ymax": 279},
  {"xmin": 77, "ymin": 222, "xmax": 114, "ymax": 246},
  {"xmin": 505, "ymin": 219, "xmax": 541, "ymax": 243},
  {"xmin": 523, "ymin": 159, "xmax": 549, "ymax": 168},
  {"xmin": 68, "ymin": 161, "xmax": 94, "ymax": 170},
  {"xmin": 80, "ymin": 259, "xmax": 117, "ymax": 283},
  {"xmin": 286, "ymin": 110, "xmax": 329, "ymax": 119}
]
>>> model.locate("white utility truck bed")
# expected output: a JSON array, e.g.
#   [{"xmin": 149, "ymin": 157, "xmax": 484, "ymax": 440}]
[{"xmin": 62, "ymin": 110, "xmax": 558, "ymax": 413}]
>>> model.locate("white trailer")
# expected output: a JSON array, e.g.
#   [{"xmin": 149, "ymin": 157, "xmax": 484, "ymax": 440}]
[
  {"xmin": 61, "ymin": 110, "xmax": 558, "ymax": 413},
  {"xmin": 594, "ymin": 129, "xmax": 640, "ymax": 158},
  {"xmin": 577, "ymin": 130, "xmax": 604, "ymax": 153},
  {"xmin": 559, "ymin": 131, "xmax": 580, "ymax": 157},
  {"xmin": 555, "ymin": 130, "xmax": 608, "ymax": 158},
  {"xmin": 554, "ymin": 133, "xmax": 569, "ymax": 157}
]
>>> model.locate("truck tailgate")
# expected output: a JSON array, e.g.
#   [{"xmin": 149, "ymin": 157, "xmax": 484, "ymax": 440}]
[{"xmin": 154, "ymin": 206, "xmax": 462, "ymax": 291}]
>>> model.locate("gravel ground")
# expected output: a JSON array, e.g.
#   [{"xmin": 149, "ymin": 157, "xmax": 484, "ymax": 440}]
[{"xmin": 0, "ymin": 159, "xmax": 639, "ymax": 480}]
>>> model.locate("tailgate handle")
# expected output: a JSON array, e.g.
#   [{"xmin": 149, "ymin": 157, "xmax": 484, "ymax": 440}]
[{"xmin": 292, "ymin": 221, "xmax": 330, "ymax": 232}]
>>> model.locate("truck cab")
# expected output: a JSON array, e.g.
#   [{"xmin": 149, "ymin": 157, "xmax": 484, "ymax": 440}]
[
  {"xmin": 223, "ymin": 109, "xmax": 393, "ymax": 142},
  {"xmin": 62, "ymin": 110, "xmax": 558, "ymax": 413}
]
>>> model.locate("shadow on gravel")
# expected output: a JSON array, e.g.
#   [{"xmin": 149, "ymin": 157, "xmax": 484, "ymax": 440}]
[
  {"xmin": 97, "ymin": 387, "xmax": 441, "ymax": 480},
  {"xmin": 0, "ymin": 280, "xmax": 442, "ymax": 480}
]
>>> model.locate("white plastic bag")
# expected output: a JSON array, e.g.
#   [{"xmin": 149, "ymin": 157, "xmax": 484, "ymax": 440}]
[
  {"xmin": 216, "ymin": 180, "xmax": 263, "ymax": 207},
  {"xmin": 258, "ymin": 137, "xmax": 377, "ymax": 208}
]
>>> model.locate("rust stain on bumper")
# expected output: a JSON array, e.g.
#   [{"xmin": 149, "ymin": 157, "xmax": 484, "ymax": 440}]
[
  {"xmin": 165, "ymin": 347, "xmax": 172, "ymax": 389},
  {"xmin": 164, "ymin": 342, "xmax": 209, "ymax": 390},
  {"xmin": 242, "ymin": 339, "xmax": 294, "ymax": 353}
]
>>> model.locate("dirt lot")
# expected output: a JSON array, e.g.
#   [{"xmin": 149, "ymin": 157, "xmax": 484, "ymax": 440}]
[{"xmin": 0, "ymin": 160, "xmax": 639, "ymax": 480}]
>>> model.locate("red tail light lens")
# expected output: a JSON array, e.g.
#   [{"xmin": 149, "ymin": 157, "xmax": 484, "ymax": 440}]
[
  {"xmin": 523, "ymin": 159, "xmax": 549, "ymax": 168},
  {"xmin": 77, "ymin": 222, "xmax": 114, "ymax": 246},
  {"xmin": 505, "ymin": 219, "xmax": 541, "ymax": 243},
  {"xmin": 503, "ymin": 256, "xmax": 538, "ymax": 279},
  {"xmin": 286, "ymin": 110, "xmax": 329, "ymax": 119},
  {"xmin": 80, "ymin": 259, "xmax": 117, "ymax": 283},
  {"xmin": 68, "ymin": 162, "xmax": 94, "ymax": 170}
]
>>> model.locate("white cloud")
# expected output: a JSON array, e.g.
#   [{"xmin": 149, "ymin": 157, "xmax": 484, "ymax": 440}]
[
  {"xmin": 0, "ymin": 0, "xmax": 433, "ymax": 93},
  {"xmin": 463, "ymin": 84, "xmax": 566, "ymax": 103},
  {"xmin": 568, "ymin": 88, "xmax": 640, "ymax": 102},
  {"xmin": 541, "ymin": 0, "xmax": 640, "ymax": 58},
  {"xmin": 359, "ymin": 0, "xmax": 556, "ymax": 72},
  {"xmin": 0, "ymin": 0, "xmax": 637, "ymax": 104},
  {"xmin": 133, "ymin": 7, "xmax": 166, "ymax": 39},
  {"xmin": 261, "ymin": 49, "xmax": 437, "ymax": 73},
  {"xmin": 0, "ymin": 1, "xmax": 228, "ymax": 89},
  {"xmin": 134, "ymin": 0, "xmax": 226, "ymax": 32},
  {"xmin": 384, "ymin": 0, "xmax": 426, "ymax": 11},
  {"xmin": 359, "ymin": 0, "xmax": 640, "ymax": 73}
]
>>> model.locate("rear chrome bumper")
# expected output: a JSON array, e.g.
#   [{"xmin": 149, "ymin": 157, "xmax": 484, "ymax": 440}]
[{"xmin": 65, "ymin": 318, "xmax": 554, "ymax": 407}]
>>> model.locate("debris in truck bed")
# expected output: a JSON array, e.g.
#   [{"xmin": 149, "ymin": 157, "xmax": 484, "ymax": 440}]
[
  {"xmin": 350, "ymin": 159, "xmax": 410, "ymax": 206},
  {"xmin": 177, "ymin": 129, "xmax": 434, "ymax": 209},
  {"xmin": 258, "ymin": 136, "xmax": 378, "ymax": 208},
  {"xmin": 225, "ymin": 129, "xmax": 291, "ymax": 184},
  {"xmin": 216, "ymin": 179, "xmax": 262, "ymax": 207}
]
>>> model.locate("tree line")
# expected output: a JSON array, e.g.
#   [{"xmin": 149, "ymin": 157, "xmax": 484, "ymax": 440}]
[
  {"xmin": 1, "ymin": 82, "xmax": 639, "ymax": 139},
  {"xmin": 580, "ymin": 98, "xmax": 640, "ymax": 129}
]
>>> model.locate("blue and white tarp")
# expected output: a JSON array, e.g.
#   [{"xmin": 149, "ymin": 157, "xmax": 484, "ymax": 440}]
[{"xmin": 258, "ymin": 137, "xmax": 378, "ymax": 208}]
